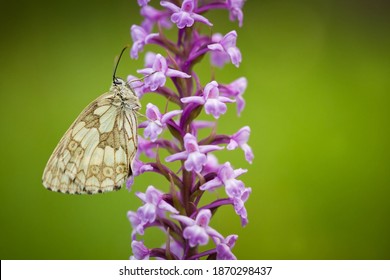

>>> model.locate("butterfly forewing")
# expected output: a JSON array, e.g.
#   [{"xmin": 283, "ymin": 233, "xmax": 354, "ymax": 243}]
[{"xmin": 42, "ymin": 81, "xmax": 140, "ymax": 194}]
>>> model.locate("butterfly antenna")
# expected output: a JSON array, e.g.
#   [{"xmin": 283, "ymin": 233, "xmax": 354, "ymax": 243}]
[{"xmin": 113, "ymin": 46, "xmax": 129, "ymax": 84}]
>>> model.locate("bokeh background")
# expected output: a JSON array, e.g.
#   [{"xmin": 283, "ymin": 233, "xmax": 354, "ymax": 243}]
[{"xmin": 0, "ymin": 0, "xmax": 389, "ymax": 259}]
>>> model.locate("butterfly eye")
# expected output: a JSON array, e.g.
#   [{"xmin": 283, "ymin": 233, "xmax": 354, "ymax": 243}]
[{"xmin": 113, "ymin": 77, "xmax": 125, "ymax": 86}]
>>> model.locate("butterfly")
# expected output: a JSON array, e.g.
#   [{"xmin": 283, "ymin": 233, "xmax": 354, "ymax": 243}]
[{"xmin": 42, "ymin": 48, "xmax": 141, "ymax": 194}]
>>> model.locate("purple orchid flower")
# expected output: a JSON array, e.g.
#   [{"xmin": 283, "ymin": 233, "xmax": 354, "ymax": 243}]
[
  {"xmin": 216, "ymin": 234, "xmax": 238, "ymax": 260},
  {"xmin": 228, "ymin": 126, "xmax": 254, "ymax": 164},
  {"xmin": 131, "ymin": 240, "xmax": 150, "ymax": 260},
  {"xmin": 137, "ymin": 53, "xmax": 191, "ymax": 91},
  {"xmin": 227, "ymin": 0, "xmax": 245, "ymax": 27},
  {"xmin": 126, "ymin": 158, "xmax": 153, "ymax": 190},
  {"xmin": 136, "ymin": 185, "xmax": 179, "ymax": 224},
  {"xmin": 200, "ymin": 161, "xmax": 251, "ymax": 226},
  {"xmin": 160, "ymin": 0, "xmax": 213, "ymax": 29},
  {"xmin": 208, "ymin": 30, "xmax": 242, "ymax": 67},
  {"xmin": 139, "ymin": 103, "xmax": 182, "ymax": 142},
  {"xmin": 172, "ymin": 209, "xmax": 223, "ymax": 247},
  {"xmin": 219, "ymin": 77, "xmax": 248, "ymax": 115},
  {"xmin": 232, "ymin": 187, "xmax": 251, "ymax": 226},
  {"xmin": 181, "ymin": 81, "xmax": 235, "ymax": 119},
  {"xmin": 127, "ymin": 210, "xmax": 146, "ymax": 237},
  {"xmin": 165, "ymin": 133, "xmax": 223, "ymax": 173},
  {"xmin": 200, "ymin": 162, "xmax": 247, "ymax": 198},
  {"xmin": 208, "ymin": 33, "xmax": 229, "ymax": 68},
  {"xmin": 130, "ymin": 25, "xmax": 158, "ymax": 59}
]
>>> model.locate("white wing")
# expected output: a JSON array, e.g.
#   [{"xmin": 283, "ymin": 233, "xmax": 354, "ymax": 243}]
[{"xmin": 42, "ymin": 92, "xmax": 138, "ymax": 194}]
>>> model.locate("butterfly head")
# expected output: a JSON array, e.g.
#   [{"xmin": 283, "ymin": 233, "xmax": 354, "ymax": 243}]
[
  {"xmin": 111, "ymin": 77, "xmax": 141, "ymax": 111},
  {"xmin": 113, "ymin": 77, "xmax": 125, "ymax": 86}
]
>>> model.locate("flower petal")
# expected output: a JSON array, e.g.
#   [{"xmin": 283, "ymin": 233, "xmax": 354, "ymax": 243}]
[
  {"xmin": 184, "ymin": 151, "xmax": 207, "ymax": 172},
  {"xmin": 233, "ymin": 168, "xmax": 248, "ymax": 177},
  {"xmin": 137, "ymin": 203, "xmax": 157, "ymax": 223},
  {"xmin": 171, "ymin": 214, "xmax": 195, "ymax": 226},
  {"xmin": 161, "ymin": 109, "xmax": 183, "ymax": 124},
  {"xmin": 158, "ymin": 200, "xmax": 179, "ymax": 214},
  {"xmin": 204, "ymin": 99, "xmax": 227, "ymax": 118},
  {"xmin": 172, "ymin": 12, "xmax": 194, "ymax": 29},
  {"xmin": 160, "ymin": 1, "xmax": 180, "ymax": 12},
  {"xmin": 216, "ymin": 243, "xmax": 237, "ymax": 260},
  {"xmin": 191, "ymin": 13, "xmax": 213, "ymax": 26},
  {"xmin": 198, "ymin": 144, "xmax": 224, "ymax": 154},
  {"xmin": 221, "ymin": 30, "xmax": 238, "ymax": 49},
  {"xmin": 137, "ymin": 68, "xmax": 154, "ymax": 75},
  {"xmin": 145, "ymin": 103, "xmax": 162, "ymax": 121},
  {"xmin": 181, "ymin": 96, "xmax": 205, "ymax": 105},
  {"xmin": 200, "ymin": 177, "xmax": 222, "ymax": 191},
  {"xmin": 218, "ymin": 96, "xmax": 235, "ymax": 103},
  {"xmin": 227, "ymin": 46, "xmax": 242, "ymax": 67},
  {"xmin": 165, "ymin": 151, "xmax": 188, "ymax": 162},
  {"xmin": 153, "ymin": 54, "xmax": 168, "ymax": 72},
  {"xmin": 165, "ymin": 68, "xmax": 191, "ymax": 78},
  {"xmin": 131, "ymin": 240, "xmax": 150, "ymax": 260},
  {"xmin": 195, "ymin": 209, "xmax": 212, "ymax": 226},
  {"xmin": 242, "ymin": 143, "xmax": 254, "ymax": 164},
  {"xmin": 135, "ymin": 191, "xmax": 147, "ymax": 202},
  {"xmin": 207, "ymin": 43, "xmax": 224, "ymax": 52},
  {"xmin": 227, "ymin": 139, "xmax": 238, "ymax": 150},
  {"xmin": 236, "ymin": 94, "xmax": 246, "ymax": 115},
  {"xmin": 183, "ymin": 225, "xmax": 209, "ymax": 247},
  {"xmin": 144, "ymin": 121, "xmax": 163, "ymax": 142},
  {"xmin": 146, "ymin": 72, "xmax": 167, "ymax": 91}
]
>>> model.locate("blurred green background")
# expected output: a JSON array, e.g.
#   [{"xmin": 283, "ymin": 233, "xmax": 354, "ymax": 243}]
[{"xmin": 0, "ymin": 0, "xmax": 389, "ymax": 259}]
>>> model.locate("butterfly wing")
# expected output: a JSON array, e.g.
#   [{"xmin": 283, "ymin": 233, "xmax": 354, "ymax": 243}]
[{"xmin": 42, "ymin": 92, "xmax": 138, "ymax": 194}]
